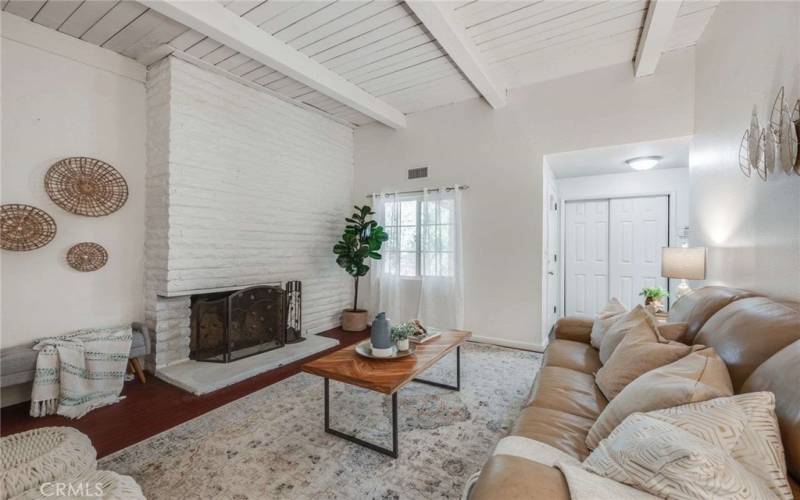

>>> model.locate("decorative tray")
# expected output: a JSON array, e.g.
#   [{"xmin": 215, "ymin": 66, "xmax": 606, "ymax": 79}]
[{"xmin": 354, "ymin": 340, "xmax": 416, "ymax": 360}]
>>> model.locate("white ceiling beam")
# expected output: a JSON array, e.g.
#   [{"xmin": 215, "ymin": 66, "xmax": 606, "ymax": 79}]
[
  {"xmin": 634, "ymin": 0, "xmax": 682, "ymax": 78},
  {"xmin": 140, "ymin": 1, "xmax": 406, "ymax": 129},
  {"xmin": 405, "ymin": 0, "xmax": 506, "ymax": 109}
]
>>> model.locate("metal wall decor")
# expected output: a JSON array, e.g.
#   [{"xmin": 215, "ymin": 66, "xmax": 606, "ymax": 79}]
[
  {"xmin": 793, "ymin": 99, "xmax": 800, "ymax": 173},
  {"xmin": 285, "ymin": 280, "xmax": 304, "ymax": 344},
  {"xmin": 45, "ymin": 157, "xmax": 128, "ymax": 217},
  {"xmin": 769, "ymin": 87, "xmax": 799, "ymax": 174},
  {"xmin": 1, "ymin": 204, "xmax": 57, "ymax": 251},
  {"xmin": 66, "ymin": 242, "xmax": 108, "ymax": 272},
  {"xmin": 739, "ymin": 108, "xmax": 764, "ymax": 179},
  {"xmin": 740, "ymin": 90, "xmax": 800, "ymax": 180}
]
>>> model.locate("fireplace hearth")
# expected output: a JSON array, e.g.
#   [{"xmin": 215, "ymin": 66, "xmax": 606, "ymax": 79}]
[{"xmin": 191, "ymin": 285, "xmax": 286, "ymax": 363}]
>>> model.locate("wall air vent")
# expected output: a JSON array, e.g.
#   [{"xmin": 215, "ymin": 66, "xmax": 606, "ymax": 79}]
[{"xmin": 408, "ymin": 166, "xmax": 428, "ymax": 179}]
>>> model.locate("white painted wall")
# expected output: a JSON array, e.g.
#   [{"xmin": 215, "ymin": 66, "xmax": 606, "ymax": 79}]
[
  {"xmin": 144, "ymin": 56, "xmax": 355, "ymax": 368},
  {"xmin": 1, "ymin": 15, "xmax": 147, "ymax": 406},
  {"xmin": 355, "ymin": 49, "xmax": 695, "ymax": 350},
  {"xmin": 1, "ymin": 17, "xmax": 147, "ymax": 347},
  {"xmin": 689, "ymin": 0, "xmax": 800, "ymax": 300}
]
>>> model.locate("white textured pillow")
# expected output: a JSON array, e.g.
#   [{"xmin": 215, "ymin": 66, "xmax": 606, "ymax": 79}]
[
  {"xmin": 584, "ymin": 413, "xmax": 778, "ymax": 499},
  {"xmin": 590, "ymin": 298, "xmax": 627, "ymax": 349},
  {"xmin": 647, "ymin": 392, "xmax": 792, "ymax": 500}
]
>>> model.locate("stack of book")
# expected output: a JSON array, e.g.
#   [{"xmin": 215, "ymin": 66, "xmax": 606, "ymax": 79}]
[{"xmin": 409, "ymin": 322, "xmax": 441, "ymax": 344}]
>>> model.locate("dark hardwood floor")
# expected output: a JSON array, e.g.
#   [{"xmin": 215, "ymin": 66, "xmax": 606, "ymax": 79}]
[{"xmin": 0, "ymin": 328, "xmax": 369, "ymax": 458}]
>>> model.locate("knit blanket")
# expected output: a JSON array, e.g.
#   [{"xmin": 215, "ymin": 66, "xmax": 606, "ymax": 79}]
[{"xmin": 30, "ymin": 326, "xmax": 132, "ymax": 419}]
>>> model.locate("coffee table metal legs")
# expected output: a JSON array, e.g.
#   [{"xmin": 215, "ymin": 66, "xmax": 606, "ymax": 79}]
[
  {"xmin": 324, "ymin": 377, "xmax": 398, "ymax": 458},
  {"xmin": 323, "ymin": 346, "xmax": 461, "ymax": 458},
  {"xmin": 413, "ymin": 345, "xmax": 461, "ymax": 391}
]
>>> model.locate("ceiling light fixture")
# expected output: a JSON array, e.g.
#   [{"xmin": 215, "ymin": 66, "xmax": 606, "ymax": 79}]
[{"xmin": 626, "ymin": 156, "xmax": 662, "ymax": 171}]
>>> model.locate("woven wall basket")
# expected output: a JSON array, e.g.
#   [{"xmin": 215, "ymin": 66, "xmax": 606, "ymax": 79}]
[
  {"xmin": 45, "ymin": 157, "xmax": 128, "ymax": 217},
  {"xmin": 1, "ymin": 204, "xmax": 57, "ymax": 251},
  {"xmin": 67, "ymin": 242, "xmax": 108, "ymax": 272}
]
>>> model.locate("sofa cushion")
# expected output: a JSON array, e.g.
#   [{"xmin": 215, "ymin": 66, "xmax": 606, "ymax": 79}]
[
  {"xmin": 527, "ymin": 366, "xmax": 607, "ymax": 421},
  {"xmin": 590, "ymin": 298, "xmax": 627, "ymax": 349},
  {"xmin": 598, "ymin": 305, "xmax": 660, "ymax": 363},
  {"xmin": 658, "ymin": 322, "xmax": 690, "ymax": 343},
  {"xmin": 553, "ymin": 317, "xmax": 594, "ymax": 344},
  {"xmin": 742, "ymin": 340, "xmax": 800, "ymax": 485},
  {"xmin": 0, "ymin": 345, "xmax": 37, "ymax": 387},
  {"xmin": 596, "ymin": 318, "xmax": 695, "ymax": 400},
  {"xmin": 511, "ymin": 406, "xmax": 595, "ymax": 460},
  {"xmin": 693, "ymin": 297, "xmax": 800, "ymax": 391},
  {"xmin": 129, "ymin": 330, "xmax": 148, "ymax": 359},
  {"xmin": 647, "ymin": 391, "xmax": 793, "ymax": 499},
  {"xmin": 584, "ymin": 413, "xmax": 777, "ymax": 499},
  {"xmin": 586, "ymin": 347, "xmax": 733, "ymax": 449},
  {"xmin": 542, "ymin": 339, "xmax": 602, "ymax": 375},
  {"xmin": 470, "ymin": 455, "xmax": 570, "ymax": 500},
  {"xmin": 667, "ymin": 285, "xmax": 758, "ymax": 344}
]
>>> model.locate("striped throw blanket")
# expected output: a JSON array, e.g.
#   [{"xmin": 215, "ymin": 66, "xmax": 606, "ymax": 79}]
[{"xmin": 30, "ymin": 325, "xmax": 132, "ymax": 419}]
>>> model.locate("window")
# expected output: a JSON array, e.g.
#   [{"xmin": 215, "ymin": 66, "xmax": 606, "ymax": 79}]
[{"xmin": 381, "ymin": 195, "xmax": 455, "ymax": 277}]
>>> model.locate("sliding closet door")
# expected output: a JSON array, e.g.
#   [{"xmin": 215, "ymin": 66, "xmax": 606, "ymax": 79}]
[
  {"xmin": 609, "ymin": 196, "xmax": 669, "ymax": 308},
  {"xmin": 564, "ymin": 200, "xmax": 609, "ymax": 317}
]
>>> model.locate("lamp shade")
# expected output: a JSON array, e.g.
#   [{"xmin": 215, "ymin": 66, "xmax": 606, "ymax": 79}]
[{"xmin": 661, "ymin": 247, "xmax": 706, "ymax": 280}]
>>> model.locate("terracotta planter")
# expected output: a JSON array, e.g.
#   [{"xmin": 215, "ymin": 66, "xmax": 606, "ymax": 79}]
[{"xmin": 342, "ymin": 309, "xmax": 368, "ymax": 332}]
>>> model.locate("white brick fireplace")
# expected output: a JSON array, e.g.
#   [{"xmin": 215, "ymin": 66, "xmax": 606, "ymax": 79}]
[{"xmin": 144, "ymin": 55, "xmax": 354, "ymax": 372}]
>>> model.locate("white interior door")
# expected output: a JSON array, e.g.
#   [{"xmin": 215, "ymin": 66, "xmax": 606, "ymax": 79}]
[
  {"xmin": 564, "ymin": 200, "xmax": 609, "ymax": 317},
  {"xmin": 609, "ymin": 196, "xmax": 669, "ymax": 309},
  {"xmin": 545, "ymin": 190, "xmax": 560, "ymax": 332}
]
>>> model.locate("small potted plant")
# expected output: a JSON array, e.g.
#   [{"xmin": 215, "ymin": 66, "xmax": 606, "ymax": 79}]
[
  {"xmin": 391, "ymin": 322, "xmax": 415, "ymax": 351},
  {"xmin": 639, "ymin": 286, "xmax": 669, "ymax": 314},
  {"xmin": 333, "ymin": 205, "xmax": 388, "ymax": 331}
]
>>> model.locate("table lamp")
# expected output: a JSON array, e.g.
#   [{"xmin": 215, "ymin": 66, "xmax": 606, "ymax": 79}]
[{"xmin": 661, "ymin": 247, "xmax": 706, "ymax": 298}]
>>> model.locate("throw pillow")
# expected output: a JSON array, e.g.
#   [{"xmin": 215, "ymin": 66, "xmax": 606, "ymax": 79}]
[
  {"xmin": 583, "ymin": 413, "xmax": 777, "ymax": 499},
  {"xmin": 598, "ymin": 305, "xmax": 659, "ymax": 363},
  {"xmin": 647, "ymin": 392, "xmax": 793, "ymax": 499},
  {"xmin": 590, "ymin": 298, "xmax": 627, "ymax": 349},
  {"xmin": 586, "ymin": 347, "xmax": 733, "ymax": 449},
  {"xmin": 595, "ymin": 318, "xmax": 696, "ymax": 400},
  {"xmin": 658, "ymin": 322, "xmax": 690, "ymax": 343}
]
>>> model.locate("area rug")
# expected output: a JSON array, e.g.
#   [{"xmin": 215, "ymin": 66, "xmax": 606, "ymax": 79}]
[{"xmin": 100, "ymin": 342, "xmax": 542, "ymax": 499}]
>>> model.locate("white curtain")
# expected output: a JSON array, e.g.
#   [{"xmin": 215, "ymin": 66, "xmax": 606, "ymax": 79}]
[
  {"xmin": 418, "ymin": 186, "xmax": 464, "ymax": 329},
  {"xmin": 370, "ymin": 192, "xmax": 402, "ymax": 322},
  {"xmin": 369, "ymin": 187, "xmax": 464, "ymax": 329}
]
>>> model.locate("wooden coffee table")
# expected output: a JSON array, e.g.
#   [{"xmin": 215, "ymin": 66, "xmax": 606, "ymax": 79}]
[{"xmin": 301, "ymin": 330, "xmax": 471, "ymax": 458}]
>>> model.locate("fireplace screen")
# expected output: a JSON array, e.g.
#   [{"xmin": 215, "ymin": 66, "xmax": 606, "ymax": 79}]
[{"xmin": 191, "ymin": 285, "xmax": 285, "ymax": 363}]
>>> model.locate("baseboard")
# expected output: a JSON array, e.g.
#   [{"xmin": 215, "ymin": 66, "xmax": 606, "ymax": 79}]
[{"xmin": 469, "ymin": 335, "xmax": 547, "ymax": 353}]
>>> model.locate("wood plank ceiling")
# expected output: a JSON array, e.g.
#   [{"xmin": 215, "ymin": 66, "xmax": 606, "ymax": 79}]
[
  {"xmin": 2, "ymin": 0, "xmax": 719, "ymax": 127},
  {"xmin": 452, "ymin": 0, "xmax": 719, "ymax": 88}
]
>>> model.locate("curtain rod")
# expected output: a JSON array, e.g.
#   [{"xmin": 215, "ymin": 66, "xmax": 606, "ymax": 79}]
[{"xmin": 365, "ymin": 185, "xmax": 469, "ymax": 198}]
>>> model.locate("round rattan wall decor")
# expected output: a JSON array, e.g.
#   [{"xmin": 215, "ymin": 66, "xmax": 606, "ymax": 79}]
[
  {"xmin": 67, "ymin": 242, "xmax": 108, "ymax": 272},
  {"xmin": 1, "ymin": 204, "xmax": 57, "ymax": 251},
  {"xmin": 45, "ymin": 157, "xmax": 128, "ymax": 217}
]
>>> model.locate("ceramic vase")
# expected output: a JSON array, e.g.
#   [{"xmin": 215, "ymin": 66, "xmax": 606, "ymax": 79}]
[
  {"xmin": 396, "ymin": 338, "xmax": 410, "ymax": 351},
  {"xmin": 370, "ymin": 312, "xmax": 393, "ymax": 358}
]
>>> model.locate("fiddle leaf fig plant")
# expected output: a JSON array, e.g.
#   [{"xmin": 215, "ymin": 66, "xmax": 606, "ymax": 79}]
[{"xmin": 333, "ymin": 205, "xmax": 389, "ymax": 311}]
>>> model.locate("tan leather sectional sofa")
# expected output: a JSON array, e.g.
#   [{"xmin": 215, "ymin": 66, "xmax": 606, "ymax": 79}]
[{"xmin": 470, "ymin": 286, "xmax": 800, "ymax": 499}]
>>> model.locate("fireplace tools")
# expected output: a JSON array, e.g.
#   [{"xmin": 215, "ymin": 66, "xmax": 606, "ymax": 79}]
[{"xmin": 285, "ymin": 280, "xmax": 304, "ymax": 344}]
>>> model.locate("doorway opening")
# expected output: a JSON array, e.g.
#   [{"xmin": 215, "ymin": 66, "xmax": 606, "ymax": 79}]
[{"xmin": 541, "ymin": 136, "xmax": 692, "ymax": 342}]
